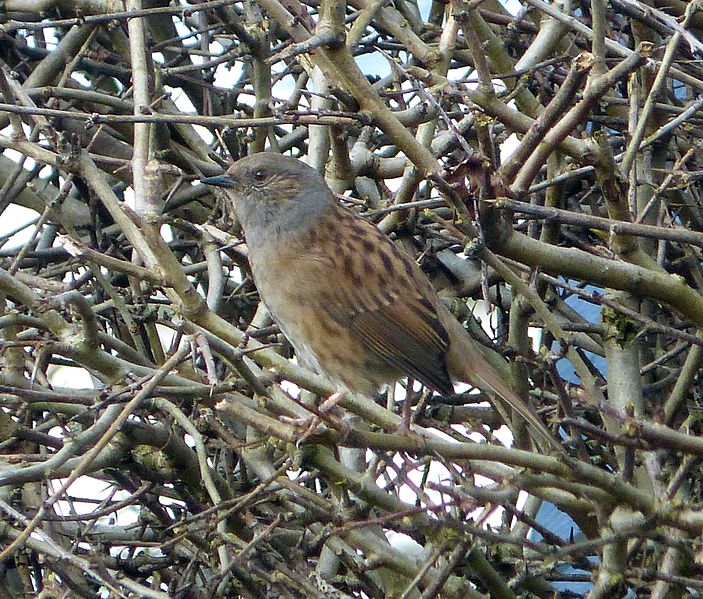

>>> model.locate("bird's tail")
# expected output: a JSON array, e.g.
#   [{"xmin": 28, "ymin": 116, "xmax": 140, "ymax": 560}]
[{"xmin": 441, "ymin": 306, "xmax": 560, "ymax": 451}]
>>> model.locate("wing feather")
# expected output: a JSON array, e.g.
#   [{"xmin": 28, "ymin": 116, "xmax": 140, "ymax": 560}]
[{"xmin": 316, "ymin": 206, "xmax": 454, "ymax": 394}]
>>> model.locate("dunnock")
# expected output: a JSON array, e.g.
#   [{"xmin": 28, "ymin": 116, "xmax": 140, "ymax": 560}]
[{"xmin": 203, "ymin": 153, "xmax": 557, "ymax": 448}]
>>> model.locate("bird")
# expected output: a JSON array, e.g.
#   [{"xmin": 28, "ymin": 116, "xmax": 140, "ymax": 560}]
[{"xmin": 202, "ymin": 152, "xmax": 558, "ymax": 449}]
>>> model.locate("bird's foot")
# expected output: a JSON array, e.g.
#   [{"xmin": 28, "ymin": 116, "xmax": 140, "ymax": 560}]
[
  {"xmin": 395, "ymin": 419, "xmax": 424, "ymax": 442},
  {"xmin": 318, "ymin": 390, "xmax": 347, "ymax": 413},
  {"xmin": 281, "ymin": 390, "xmax": 348, "ymax": 445},
  {"xmin": 396, "ymin": 420, "xmax": 412, "ymax": 435},
  {"xmin": 396, "ymin": 397, "xmax": 416, "ymax": 435},
  {"xmin": 281, "ymin": 414, "xmax": 322, "ymax": 446}
]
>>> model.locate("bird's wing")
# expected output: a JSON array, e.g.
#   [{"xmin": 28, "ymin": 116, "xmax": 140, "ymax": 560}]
[
  {"xmin": 348, "ymin": 295, "xmax": 453, "ymax": 394},
  {"xmin": 314, "ymin": 206, "xmax": 454, "ymax": 394}
]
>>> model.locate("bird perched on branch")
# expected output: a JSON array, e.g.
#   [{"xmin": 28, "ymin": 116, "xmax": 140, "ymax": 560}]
[{"xmin": 203, "ymin": 152, "xmax": 557, "ymax": 449}]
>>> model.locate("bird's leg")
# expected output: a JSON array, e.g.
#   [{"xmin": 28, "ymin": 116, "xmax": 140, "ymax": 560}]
[
  {"xmin": 280, "ymin": 413, "xmax": 319, "ymax": 433},
  {"xmin": 280, "ymin": 411, "xmax": 324, "ymax": 449},
  {"xmin": 397, "ymin": 382, "xmax": 424, "ymax": 434},
  {"xmin": 318, "ymin": 389, "xmax": 347, "ymax": 413},
  {"xmin": 398, "ymin": 396, "xmax": 413, "ymax": 434},
  {"xmin": 282, "ymin": 388, "xmax": 348, "ymax": 444}
]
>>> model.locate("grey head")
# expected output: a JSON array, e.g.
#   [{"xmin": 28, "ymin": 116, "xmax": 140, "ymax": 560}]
[{"xmin": 201, "ymin": 153, "xmax": 334, "ymax": 244}]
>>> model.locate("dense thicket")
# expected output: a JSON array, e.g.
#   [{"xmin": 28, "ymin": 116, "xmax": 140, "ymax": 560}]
[{"xmin": 1, "ymin": 0, "xmax": 703, "ymax": 597}]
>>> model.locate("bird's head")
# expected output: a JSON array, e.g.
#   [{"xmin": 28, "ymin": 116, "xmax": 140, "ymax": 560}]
[{"xmin": 202, "ymin": 153, "xmax": 334, "ymax": 240}]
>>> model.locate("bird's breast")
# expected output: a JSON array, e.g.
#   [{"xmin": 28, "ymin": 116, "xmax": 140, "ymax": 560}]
[{"xmin": 245, "ymin": 236, "xmax": 396, "ymax": 395}]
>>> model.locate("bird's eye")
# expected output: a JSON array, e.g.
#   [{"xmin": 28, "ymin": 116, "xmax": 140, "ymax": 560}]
[{"xmin": 253, "ymin": 169, "xmax": 268, "ymax": 183}]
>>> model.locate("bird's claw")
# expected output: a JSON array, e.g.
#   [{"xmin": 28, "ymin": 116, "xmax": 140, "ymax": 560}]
[
  {"xmin": 281, "ymin": 414, "xmax": 321, "ymax": 446},
  {"xmin": 318, "ymin": 390, "xmax": 347, "ymax": 413},
  {"xmin": 282, "ymin": 391, "xmax": 348, "ymax": 446}
]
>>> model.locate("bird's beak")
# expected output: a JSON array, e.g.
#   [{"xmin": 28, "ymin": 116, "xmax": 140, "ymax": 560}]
[{"xmin": 201, "ymin": 174, "xmax": 236, "ymax": 188}]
